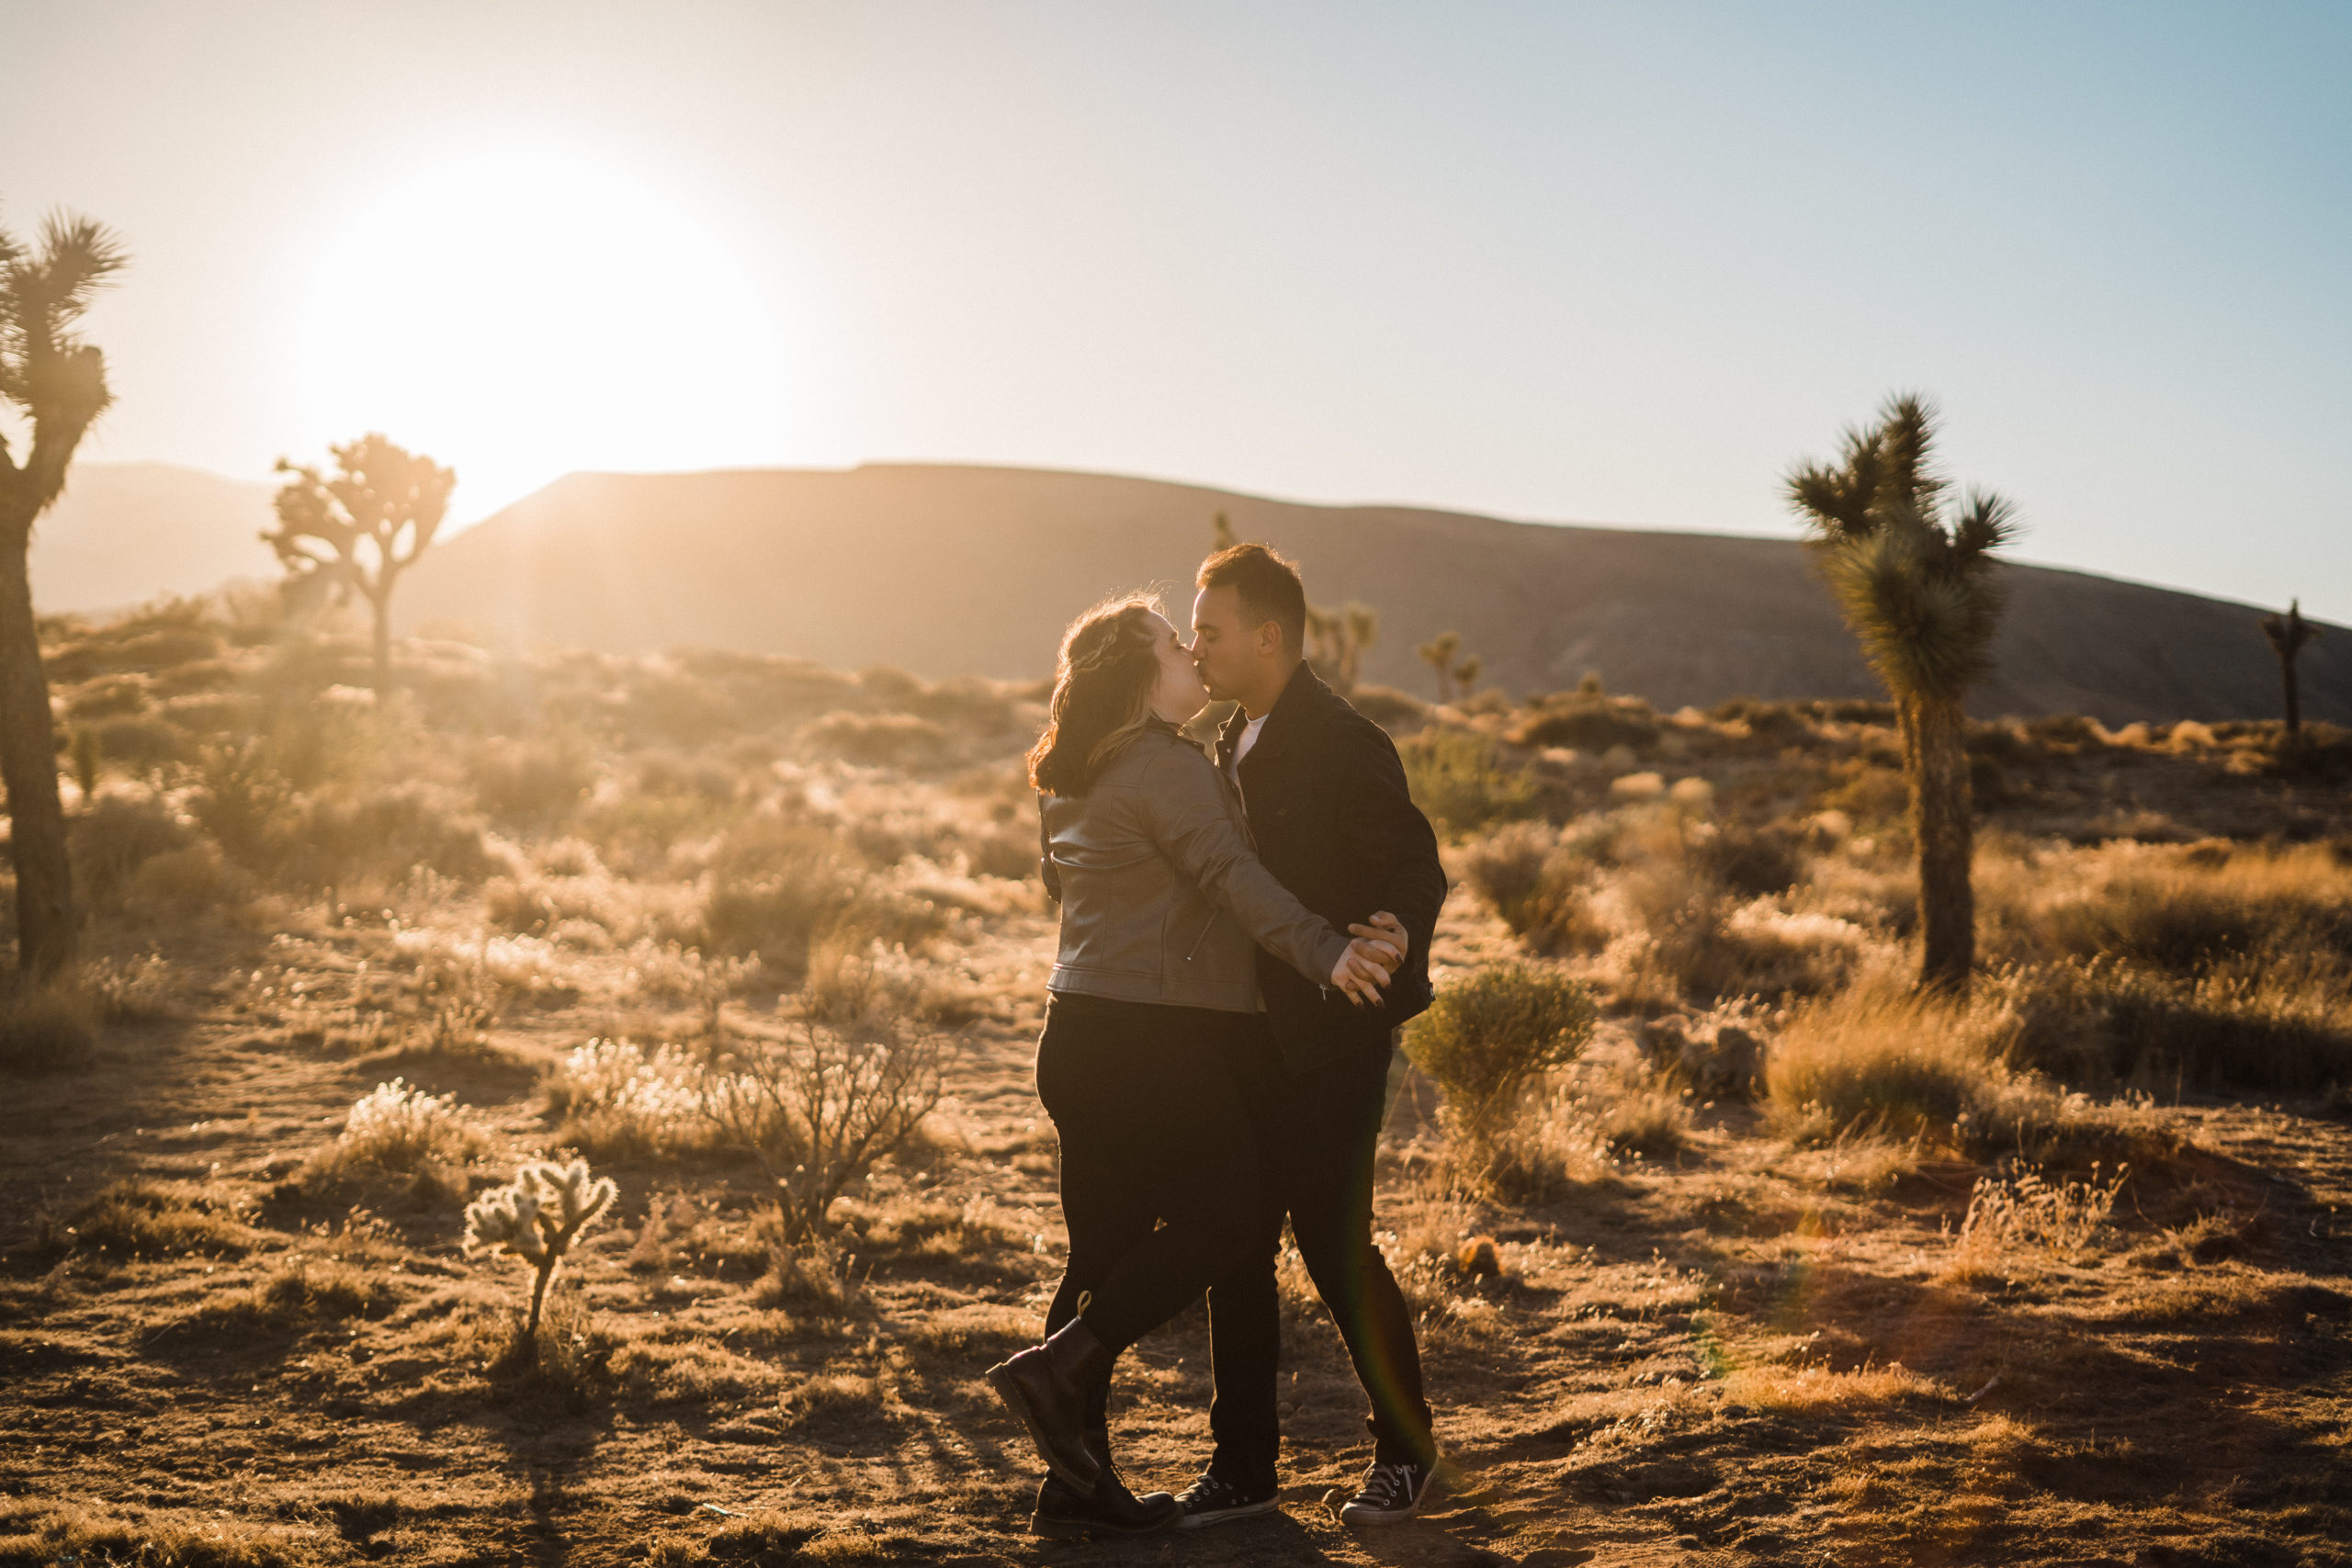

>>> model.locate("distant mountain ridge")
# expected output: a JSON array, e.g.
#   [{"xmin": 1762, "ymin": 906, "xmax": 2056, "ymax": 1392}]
[
  {"xmin": 389, "ymin": 463, "xmax": 2346, "ymax": 726},
  {"xmin": 33, "ymin": 461, "xmax": 277, "ymax": 613}
]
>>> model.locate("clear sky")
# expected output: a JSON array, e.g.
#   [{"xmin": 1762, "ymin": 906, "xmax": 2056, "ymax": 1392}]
[{"xmin": 5, "ymin": 1, "xmax": 2346, "ymax": 617}]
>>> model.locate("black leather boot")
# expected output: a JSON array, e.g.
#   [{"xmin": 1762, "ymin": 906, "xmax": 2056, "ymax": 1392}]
[
  {"xmin": 1031, "ymin": 1451, "xmax": 1181, "ymax": 1540},
  {"xmin": 987, "ymin": 1318, "xmax": 1110, "ymax": 1490}
]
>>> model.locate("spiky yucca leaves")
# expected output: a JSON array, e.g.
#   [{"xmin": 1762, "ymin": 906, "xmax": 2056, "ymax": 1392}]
[
  {"xmin": 2259, "ymin": 600, "xmax": 2319, "ymax": 738},
  {"xmin": 0, "ymin": 209, "xmax": 129, "ymax": 977},
  {"xmin": 1788, "ymin": 394, "xmax": 2016, "ymax": 991},
  {"xmin": 463, "ymin": 1158, "xmax": 618, "ymax": 1342}
]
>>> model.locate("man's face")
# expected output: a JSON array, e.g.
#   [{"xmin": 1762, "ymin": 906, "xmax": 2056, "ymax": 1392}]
[{"xmin": 1189, "ymin": 584, "xmax": 1267, "ymax": 703}]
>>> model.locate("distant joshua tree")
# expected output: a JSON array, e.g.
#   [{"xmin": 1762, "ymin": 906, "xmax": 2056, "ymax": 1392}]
[
  {"xmin": 0, "ymin": 210, "xmax": 128, "ymax": 977},
  {"xmin": 1306, "ymin": 601, "xmax": 1379, "ymax": 694},
  {"xmin": 1787, "ymin": 394, "xmax": 2015, "ymax": 993},
  {"xmin": 1453, "ymin": 652, "xmax": 1483, "ymax": 698},
  {"xmin": 268, "ymin": 434, "xmax": 456, "ymax": 698},
  {"xmin": 2259, "ymin": 600, "xmax": 2319, "ymax": 739},
  {"xmin": 1418, "ymin": 631, "xmax": 1463, "ymax": 704}
]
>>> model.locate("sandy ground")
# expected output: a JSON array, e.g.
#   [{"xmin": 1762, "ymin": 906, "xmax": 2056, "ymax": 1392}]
[{"xmin": 5, "ymin": 890, "xmax": 2351, "ymax": 1568}]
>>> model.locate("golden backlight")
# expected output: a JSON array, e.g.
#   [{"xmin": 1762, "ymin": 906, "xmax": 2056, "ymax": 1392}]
[{"xmin": 291, "ymin": 145, "xmax": 791, "ymax": 518}]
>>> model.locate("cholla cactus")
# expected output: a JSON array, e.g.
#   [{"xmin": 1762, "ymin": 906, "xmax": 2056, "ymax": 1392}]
[{"xmin": 463, "ymin": 1159, "xmax": 617, "ymax": 1339}]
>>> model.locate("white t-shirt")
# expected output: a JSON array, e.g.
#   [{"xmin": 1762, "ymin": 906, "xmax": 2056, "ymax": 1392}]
[{"xmin": 1227, "ymin": 714, "xmax": 1270, "ymax": 790}]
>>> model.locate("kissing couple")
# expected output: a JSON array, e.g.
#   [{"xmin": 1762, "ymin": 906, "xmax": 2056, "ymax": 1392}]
[{"xmin": 986, "ymin": 542, "xmax": 1448, "ymax": 1537}]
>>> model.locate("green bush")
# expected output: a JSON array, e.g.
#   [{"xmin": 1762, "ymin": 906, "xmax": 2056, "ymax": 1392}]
[
  {"xmin": 1404, "ymin": 962, "xmax": 1597, "ymax": 1135},
  {"xmin": 1400, "ymin": 728, "xmax": 1538, "ymax": 833}
]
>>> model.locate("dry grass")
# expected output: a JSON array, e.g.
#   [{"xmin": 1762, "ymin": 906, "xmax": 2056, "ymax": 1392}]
[{"xmin": 6, "ymin": 603, "xmax": 2352, "ymax": 1567}]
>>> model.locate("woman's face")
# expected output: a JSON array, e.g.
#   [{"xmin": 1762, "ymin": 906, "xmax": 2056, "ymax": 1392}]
[{"xmin": 1147, "ymin": 614, "xmax": 1211, "ymax": 724}]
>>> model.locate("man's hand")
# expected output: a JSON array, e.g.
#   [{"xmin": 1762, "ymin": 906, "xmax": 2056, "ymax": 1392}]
[{"xmin": 1348, "ymin": 910, "xmax": 1409, "ymax": 975}]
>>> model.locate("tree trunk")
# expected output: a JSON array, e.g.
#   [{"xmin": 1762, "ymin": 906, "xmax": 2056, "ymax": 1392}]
[
  {"xmin": 1911, "ymin": 694, "xmax": 1974, "ymax": 992},
  {"xmin": 2280, "ymin": 649, "xmax": 2303, "ymax": 738},
  {"xmin": 369, "ymin": 583, "xmax": 393, "ymax": 700},
  {"xmin": 0, "ymin": 540, "xmax": 78, "ymax": 977}
]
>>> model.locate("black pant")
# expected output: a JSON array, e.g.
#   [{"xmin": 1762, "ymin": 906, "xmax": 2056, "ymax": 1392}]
[
  {"xmin": 1037, "ymin": 993, "xmax": 1262, "ymax": 1369},
  {"xmin": 1206, "ymin": 1038, "xmax": 1434, "ymax": 1480}
]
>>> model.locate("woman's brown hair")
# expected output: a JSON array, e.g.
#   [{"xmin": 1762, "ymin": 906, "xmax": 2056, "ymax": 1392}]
[{"xmin": 1026, "ymin": 593, "xmax": 1166, "ymax": 796}]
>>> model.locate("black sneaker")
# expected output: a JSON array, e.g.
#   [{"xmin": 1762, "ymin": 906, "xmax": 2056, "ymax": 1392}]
[
  {"xmin": 1337, "ymin": 1457, "xmax": 1434, "ymax": 1525},
  {"xmin": 1176, "ymin": 1471, "xmax": 1281, "ymax": 1529}
]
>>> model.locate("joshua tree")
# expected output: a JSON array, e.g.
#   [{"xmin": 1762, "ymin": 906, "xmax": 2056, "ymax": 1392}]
[
  {"xmin": 0, "ymin": 210, "xmax": 127, "ymax": 977},
  {"xmin": 1453, "ymin": 652, "xmax": 1483, "ymax": 697},
  {"xmin": 1306, "ymin": 601, "xmax": 1379, "ymax": 693},
  {"xmin": 1210, "ymin": 509, "xmax": 1239, "ymax": 551},
  {"xmin": 1787, "ymin": 394, "xmax": 2015, "ymax": 992},
  {"xmin": 2259, "ymin": 600, "xmax": 2319, "ymax": 739},
  {"xmin": 267, "ymin": 434, "xmax": 456, "ymax": 697},
  {"xmin": 1418, "ymin": 631, "xmax": 1462, "ymax": 704}
]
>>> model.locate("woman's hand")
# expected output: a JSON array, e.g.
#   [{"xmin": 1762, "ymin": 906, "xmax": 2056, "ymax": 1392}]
[{"xmin": 1330, "ymin": 939, "xmax": 1394, "ymax": 1006}]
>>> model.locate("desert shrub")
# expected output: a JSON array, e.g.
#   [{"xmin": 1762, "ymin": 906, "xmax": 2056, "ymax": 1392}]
[
  {"xmin": 1764, "ymin": 977, "xmax": 2014, "ymax": 1142},
  {"xmin": 92, "ymin": 713, "xmax": 185, "ymax": 773},
  {"xmin": 548, "ymin": 1039, "xmax": 715, "ymax": 1159},
  {"xmin": 1637, "ymin": 1010, "xmax": 1764, "ymax": 1099},
  {"xmin": 127, "ymin": 840, "xmax": 247, "ymax": 913},
  {"xmin": 303, "ymin": 1078, "xmax": 492, "ymax": 1197},
  {"xmin": 187, "ymin": 737, "xmax": 297, "ymax": 867},
  {"xmin": 752, "ymin": 1230, "xmax": 868, "ymax": 1317},
  {"xmin": 1400, "ymin": 728, "xmax": 1539, "ymax": 833},
  {"xmin": 1404, "ymin": 962, "xmax": 1597, "ymax": 1141},
  {"xmin": 704, "ymin": 1012, "xmax": 947, "ymax": 1244},
  {"xmin": 798, "ymin": 709, "xmax": 950, "ymax": 768},
  {"xmin": 1944, "ymin": 1160, "xmax": 2128, "ymax": 1280},
  {"xmin": 464, "ymin": 1158, "xmax": 619, "ymax": 1342},
  {"xmin": 2018, "ymin": 843, "xmax": 2352, "ymax": 976},
  {"xmin": 0, "ymin": 977, "xmax": 101, "ymax": 1073},
  {"xmin": 295, "ymin": 783, "xmax": 497, "ymax": 887},
  {"xmin": 88, "ymin": 953, "xmax": 178, "ymax": 1022},
  {"xmin": 467, "ymin": 734, "xmax": 594, "ymax": 825},
  {"xmin": 2000, "ymin": 956, "xmax": 2352, "ymax": 1092},
  {"xmin": 69, "ymin": 789, "xmax": 190, "ymax": 908},
  {"xmin": 1459, "ymin": 822, "xmax": 1609, "ymax": 955},
  {"xmin": 1641, "ymin": 897, "xmax": 1871, "ymax": 1005},
  {"xmin": 1347, "ymin": 683, "xmax": 1431, "ymax": 734},
  {"xmin": 1511, "ymin": 698, "xmax": 1658, "ymax": 752},
  {"xmin": 62, "ymin": 1177, "xmax": 256, "ymax": 1260},
  {"xmin": 1690, "ymin": 823, "xmax": 1806, "ymax": 897},
  {"xmin": 699, "ymin": 815, "xmax": 940, "ymax": 971}
]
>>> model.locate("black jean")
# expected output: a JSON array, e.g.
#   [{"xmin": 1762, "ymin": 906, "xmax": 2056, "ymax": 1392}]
[
  {"xmin": 1037, "ymin": 992, "xmax": 1262, "ymax": 1371},
  {"xmin": 1205, "ymin": 1038, "xmax": 1434, "ymax": 1479}
]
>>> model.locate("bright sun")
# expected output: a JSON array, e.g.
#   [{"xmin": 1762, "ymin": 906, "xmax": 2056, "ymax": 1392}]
[{"xmin": 293, "ymin": 146, "xmax": 792, "ymax": 520}]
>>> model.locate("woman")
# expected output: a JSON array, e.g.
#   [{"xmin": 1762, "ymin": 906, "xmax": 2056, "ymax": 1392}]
[{"xmin": 987, "ymin": 593, "xmax": 1398, "ymax": 1539}]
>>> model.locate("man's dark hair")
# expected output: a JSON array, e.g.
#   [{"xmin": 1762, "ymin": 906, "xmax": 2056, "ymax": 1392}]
[{"xmin": 1197, "ymin": 542, "xmax": 1307, "ymax": 652}]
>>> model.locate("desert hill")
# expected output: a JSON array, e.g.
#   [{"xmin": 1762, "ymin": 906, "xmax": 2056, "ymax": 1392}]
[
  {"xmin": 394, "ymin": 463, "xmax": 2347, "ymax": 725},
  {"xmin": 29, "ymin": 461, "xmax": 278, "ymax": 612}
]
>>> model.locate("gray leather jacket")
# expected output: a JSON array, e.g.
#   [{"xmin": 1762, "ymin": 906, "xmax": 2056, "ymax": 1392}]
[{"xmin": 1040, "ymin": 724, "xmax": 1351, "ymax": 1013}]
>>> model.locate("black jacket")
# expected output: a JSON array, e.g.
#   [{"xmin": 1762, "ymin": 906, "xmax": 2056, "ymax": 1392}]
[{"xmin": 1218, "ymin": 663, "xmax": 1448, "ymax": 1076}]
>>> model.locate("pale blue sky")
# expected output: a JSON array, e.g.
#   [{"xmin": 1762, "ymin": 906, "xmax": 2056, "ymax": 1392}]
[{"xmin": 4, "ymin": 1, "xmax": 2346, "ymax": 616}]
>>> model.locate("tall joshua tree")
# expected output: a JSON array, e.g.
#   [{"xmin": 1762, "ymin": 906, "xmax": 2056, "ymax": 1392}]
[
  {"xmin": 2258, "ymin": 600, "xmax": 2318, "ymax": 739},
  {"xmin": 267, "ymin": 434, "xmax": 456, "ymax": 698},
  {"xmin": 0, "ymin": 211, "xmax": 127, "ymax": 977},
  {"xmin": 1787, "ymin": 394, "xmax": 2015, "ymax": 992}
]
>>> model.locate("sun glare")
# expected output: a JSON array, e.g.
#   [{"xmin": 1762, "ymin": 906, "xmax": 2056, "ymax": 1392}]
[{"xmin": 291, "ymin": 147, "xmax": 792, "ymax": 520}]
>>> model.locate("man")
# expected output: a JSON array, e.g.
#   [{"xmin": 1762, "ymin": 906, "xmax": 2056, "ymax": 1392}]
[{"xmin": 1177, "ymin": 542, "xmax": 1449, "ymax": 1528}]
